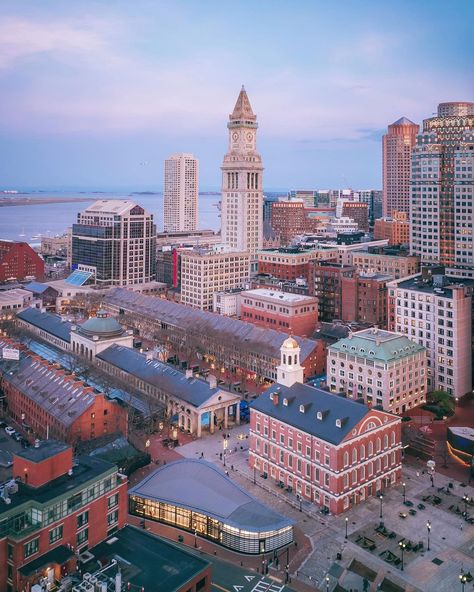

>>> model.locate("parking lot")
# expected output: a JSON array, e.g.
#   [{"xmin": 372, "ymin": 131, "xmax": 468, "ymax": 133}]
[{"xmin": 0, "ymin": 423, "xmax": 24, "ymax": 482}]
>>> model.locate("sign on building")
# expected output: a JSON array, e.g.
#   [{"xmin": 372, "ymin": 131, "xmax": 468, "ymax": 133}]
[{"xmin": 2, "ymin": 348, "xmax": 20, "ymax": 360}]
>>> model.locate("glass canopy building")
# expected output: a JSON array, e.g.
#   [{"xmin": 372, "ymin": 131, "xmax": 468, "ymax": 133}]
[{"xmin": 129, "ymin": 459, "xmax": 293, "ymax": 554}]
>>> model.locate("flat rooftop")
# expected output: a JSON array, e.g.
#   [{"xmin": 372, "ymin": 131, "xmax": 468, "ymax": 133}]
[
  {"xmin": 0, "ymin": 289, "xmax": 31, "ymax": 303},
  {"xmin": 241, "ymin": 288, "xmax": 316, "ymax": 303},
  {"xmin": 15, "ymin": 440, "xmax": 70, "ymax": 463},
  {"xmin": 395, "ymin": 275, "xmax": 474, "ymax": 296},
  {"xmin": 88, "ymin": 526, "xmax": 210, "ymax": 592},
  {"xmin": 17, "ymin": 307, "xmax": 72, "ymax": 343}
]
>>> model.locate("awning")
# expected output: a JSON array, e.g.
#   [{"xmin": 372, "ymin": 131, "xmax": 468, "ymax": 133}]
[{"xmin": 19, "ymin": 545, "xmax": 74, "ymax": 576}]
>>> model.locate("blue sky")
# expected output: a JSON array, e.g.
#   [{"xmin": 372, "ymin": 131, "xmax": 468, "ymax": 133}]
[{"xmin": 0, "ymin": 0, "xmax": 473, "ymax": 191}]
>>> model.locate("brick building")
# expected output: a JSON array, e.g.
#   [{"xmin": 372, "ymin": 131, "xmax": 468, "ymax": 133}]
[
  {"xmin": 0, "ymin": 337, "xmax": 128, "ymax": 445},
  {"xmin": 341, "ymin": 272, "xmax": 391, "ymax": 328},
  {"xmin": 249, "ymin": 339, "xmax": 402, "ymax": 514},
  {"xmin": 271, "ymin": 201, "xmax": 307, "ymax": 245},
  {"xmin": 0, "ymin": 241, "xmax": 44, "ymax": 283},
  {"xmin": 240, "ymin": 288, "xmax": 318, "ymax": 336},
  {"xmin": 341, "ymin": 201, "xmax": 369, "ymax": 232},
  {"xmin": 373, "ymin": 212, "xmax": 410, "ymax": 246},
  {"xmin": 327, "ymin": 328, "xmax": 427, "ymax": 414},
  {"xmin": 0, "ymin": 440, "xmax": 127, "ymax": 592},
  {"xmin": 350, "ymin": 249, "xmax": 419, "ymax": 279},
  {"xmin": 258, "ymin": 246, "xmax": 337, "ymax": 284},
  {"xmin": 308, "ymin": 261, "xmax": 356, "ymax": 322}
]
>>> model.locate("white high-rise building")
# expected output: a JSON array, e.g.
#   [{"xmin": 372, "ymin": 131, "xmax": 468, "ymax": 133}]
[
  {"xmin": 164, "ymin": 153, "xmax": 199, "ymax": 232},
  {"xmin": 221, "ymin": 87, "xmax": 263, "ymax": 257}
]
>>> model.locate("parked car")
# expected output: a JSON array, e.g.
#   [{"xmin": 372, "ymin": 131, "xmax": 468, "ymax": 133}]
[
  {"xmin": 13, "ymin": 432, "xmax": 22, "ymax": 442},
  {"xmin": 4, "ymin": 426, "xmax": 15, "ymax": 436},
  {"xmin": 0, "ymin": 420, "xmax": 7, "ymax": 429}
]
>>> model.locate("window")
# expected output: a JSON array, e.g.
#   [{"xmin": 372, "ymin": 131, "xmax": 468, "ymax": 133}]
[
  {"xmin": 77, "ymin": 528, "xmax": 88, "ymax": 547},
  {"xmin": 49, "ymin": 525, "xmax": 63, "ymax": 544},
  {"xmin": 343, "ymin": 451, "xmax": 349, "ymax": 466},
  {"xmin": 77, "ymin": 511, "xmax": 89, "ymax": 529},
  {"xmin": 368, "ymin": 442, "xmax": 373, "ymax": 456},
  {"xmin": 24, "ymin": 538, "xmax": 39, "ymax": 559},
  {"xmin": 108, "ymin": 493, "xmax": 119, "ymax": 509},
  {"xmin": 107, "ymin": 510, "xmax": 119, "ymax": 526},
  {"xmin": 352, "ymin": 449, "xmax": 357, "ymax": 463}
]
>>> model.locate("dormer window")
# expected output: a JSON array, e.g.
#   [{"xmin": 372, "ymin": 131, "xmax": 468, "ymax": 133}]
[
  {"xmin": 336, "ymin": 419, "xmax": 342, "ymax": 428},
  {"xmin": 317, "ymin": 411, "xmax": 323, "ymax": 420},
  {"xmin": 299, "ymin": 404, "xmax": 305, "ymax": 413},
  {"xmin": 283, "ymin": 398, "xmax": 288, "ymax": 406},
  {"xmin": 369, "ymin": 350, "xmax": 374, "ymax": 355}
]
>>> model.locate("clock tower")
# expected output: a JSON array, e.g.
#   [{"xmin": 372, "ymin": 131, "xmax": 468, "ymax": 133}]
[{"xmin": 221, "ymin": 86, "xmax": 263, "ymax": 257}]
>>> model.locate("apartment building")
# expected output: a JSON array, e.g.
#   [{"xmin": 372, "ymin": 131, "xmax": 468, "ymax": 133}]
[
  {"xmin": 163, "ymin": 153, "xmax": 199, "ymax": 232},
  {"xmin": 388, "ymin": 268, "xmax": 473, "ymax": 398},
  {"xmin": 257, "ymin": 246, "xmax": 338, "ymax": 283},
  {"xmin": 351, "ymin": 250, "xmax": 420, "ymax": 279},
  {"xmin": 327, "ymin": 328, "xmax": 427, "ymax": 414},
  {"xmin": 374, "ymin": 211, "xmax": 410, "ymax": 246},
  {"xmin": 180, "ymin": 248, "xmax": 250, "ymax": 311}
]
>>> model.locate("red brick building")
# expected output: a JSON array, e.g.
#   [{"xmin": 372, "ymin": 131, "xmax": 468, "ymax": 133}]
[
  {"xmin": 0, "ymin": 337, "xmax": 128, "ymax": 445},
  {"xmin": 0, "ymin": 241, "xmax": 44, "ymax": 283},
  {"xmin": 271, "ymin": 201, "xmax": 307, "ymax": 245},
  {"xmin": 341, "ymin": 272, "xmax": 391, "ymax": 328},
  {"xmin": 250, "ymin": 378, "xmax": 401, "ymax": 515},
  {"xmin": 373, "ymin": 212, "xmax": 410, "ymax": 246},
  {"xmin": 341, "ymin": 201, "xmax": 369, "ymax": 232},
  {"xmin": 240, "ymin": 288, "xmax": 318, "ymax": 337},
  {"xmin": 258, "ymin": 247, "xmax": 336, "ymax": 284},
  {"xmin": 0, "ymin": 440, "xmax": 127, "ymax": 592},
  {"xmin": 309, "ymin": 261, "xmax": 356, "ymax": 322}
]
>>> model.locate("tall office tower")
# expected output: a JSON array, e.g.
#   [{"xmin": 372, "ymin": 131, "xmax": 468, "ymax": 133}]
[
  {"xmin": 72, "ymin": 200, "xmax": 156, "ymax": 286},
  {"xmin": 221, "ymin": 86, "xmax": 263, "ymax": 257},
  {"xmin": 410, "ymin": 102, "xmax": 474, "ymax": 279},
  {"xmin": 163, "ymin": 153, "xmax": 199, "ymax": 232},
  {"xmin": 382, "ymin": 117, "xmax": 419, "ymax": 217}
]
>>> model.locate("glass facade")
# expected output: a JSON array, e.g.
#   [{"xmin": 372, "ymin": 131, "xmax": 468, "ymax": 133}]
[{"xmin": 129, "ymin": 495, "xmax": 293, "ymax": 554}]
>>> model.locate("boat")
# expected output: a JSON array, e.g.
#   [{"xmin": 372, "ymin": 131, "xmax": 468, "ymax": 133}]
[{"xmin": 30, "ymin": 234, "xmax": 43, "ymax": 240}]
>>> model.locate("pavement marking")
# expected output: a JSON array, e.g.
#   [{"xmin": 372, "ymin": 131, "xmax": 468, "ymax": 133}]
[
  {"xmin": 244, "ymin": 576, "xmax": 256, "ymax": 581},
  {"xmin": 251, "ymin": 580, "xmax": 285, "ymax": 592},
  {"xmin": 212, "ymin": 584, "xmax": 231, "ymax": 592},
  {"xmin": 233, "ymin": 587, "xmax": 244, "ymax": 591}
]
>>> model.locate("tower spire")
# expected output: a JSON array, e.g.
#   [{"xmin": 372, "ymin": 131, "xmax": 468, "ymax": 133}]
[{"xmin": 230, "ymin": 86, "xmax": 256, "ymax": 121}]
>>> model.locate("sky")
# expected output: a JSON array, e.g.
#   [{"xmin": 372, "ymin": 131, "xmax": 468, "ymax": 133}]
[{"xmin": 0, "ymin": 0, "xmax": 473, "ymax": 192}]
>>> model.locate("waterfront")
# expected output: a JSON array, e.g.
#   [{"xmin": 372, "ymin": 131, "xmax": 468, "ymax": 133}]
[{"xmin": 0, "ymin": 191, "xmax": 221, "ymax": 243}]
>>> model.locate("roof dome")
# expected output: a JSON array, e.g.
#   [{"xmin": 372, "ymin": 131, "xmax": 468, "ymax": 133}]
[
  {"xmin": 78, "ymin": 310, "xmax": 124, "ymax": 338},
  {"xmin": 282, "ymin": 336, "xmax": 299, "ymax": 349}
]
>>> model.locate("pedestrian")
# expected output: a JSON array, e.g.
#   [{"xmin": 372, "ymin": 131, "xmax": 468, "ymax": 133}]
[
  {"xmin": 460, "ymin": 523, "xmax": 463, "ymax": 531},
  {"xmin": 201, "ymin": 452, "xmax": 204, "ymax": 459}
]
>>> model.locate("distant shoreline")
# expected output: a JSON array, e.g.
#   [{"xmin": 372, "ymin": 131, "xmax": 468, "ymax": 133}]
[{"xmin": 0, "ymin": 196, "xmax": 95, "ymax": 207}]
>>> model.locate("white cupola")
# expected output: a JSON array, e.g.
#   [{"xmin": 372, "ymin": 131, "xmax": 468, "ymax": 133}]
[{"xmin": 276, "ymin": 336, "xmax": 304, "ymax": 387}]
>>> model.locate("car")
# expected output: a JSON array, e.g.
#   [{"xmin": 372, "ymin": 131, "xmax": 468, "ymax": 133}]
[
  {"xmin": 4, "ymin": 426, "xmax": 15, "ymax": 436},
  {"xmin": 0, "ymin": 420, "xmax": 7, "ymax": 429},
  {"xmin": 13, "ymin": 432, "xmax": 22, "ymax": 442}
]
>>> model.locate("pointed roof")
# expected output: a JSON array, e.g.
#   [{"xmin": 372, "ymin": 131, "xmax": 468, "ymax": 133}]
[
  {"xmin": 392, "ymin": 116, "xmax": 417, "ymax": 126},
  {"xmin": 230, "ymin": 85, "xmax": 256, "ymax": 121}
]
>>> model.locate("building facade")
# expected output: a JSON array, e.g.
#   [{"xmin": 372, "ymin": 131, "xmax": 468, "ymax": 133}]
[
  {"xmin": 258, "ymin": 246, "xmax": 338, "ymax": 283},
  {"xmin": 240, "ymin": 288, "xmax": 318, "ymax": 337},
  {"xmin": 271, "ymin": 201, "xmax": 307, "ymax": 245},
  {"xmin": 382, "ymin": 117, "xmax": 419, "ymax": 217},
  {"xmin": 341, "ymin": 272, "xmax": 391, "ymax": 328},
  {"xmin": 0, "ymin": 241, "xmax": 44, "ymax": 283},
  {"xmin": 0, "ymin": 289, "xmax": 37, "ymax": 321},
  {"xmin": 350, "ymin": 250, "xmax": 419, "ymax": 279},
  {"xmin": 212, "ymin": 289, "xmax": 243, "ymax": 317},
  {"xmin": 327, "ymin": 328, "xmax": 427, "ymax": 414},
  {"xmin": 71, "ymin": 200, "xmax": 156, "ymax": 286},
  {"xmin": 341, "ymin": 202, "xmax": 369, "ymax": 232},
  {"xmin": 164, "ymin": 153, "xmax": 199, "ymax": 232},
  {"xmin": 0, "ymin": 440, "xmax": 127, "ymax": 592},
  {"xmin": 374, "ymin": 211, "xmax": 410, "ymax": 246},
  {"xmin": 309, "ymin": 261, "xmax": 356, "ymax": 322},
  {"xmin": 388, "ymin": 269, "xmax": 474, "ymax": 398},
  {"xmin": 410, "ymin": 102, "xmax": 474, "ymax": 279},
  {"xmin": 180, "ymin": 248, "xmax": 250, "ymax": 311},
  {"xmin": 221, "ymin": 87, "xmax": 263, "ymax": 256},
  {"xmin": 250, "ymin": 342, "xmax": 402, "ymax": 515}
]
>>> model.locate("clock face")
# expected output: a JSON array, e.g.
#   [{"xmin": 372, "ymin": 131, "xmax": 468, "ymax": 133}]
[
  {"xmin": 246, "ymin": 132, "xmax": 253, "ymax": 141},
  {"xmin": 232, "ymin": 132, "xmax": 239, "ymax": 141}
]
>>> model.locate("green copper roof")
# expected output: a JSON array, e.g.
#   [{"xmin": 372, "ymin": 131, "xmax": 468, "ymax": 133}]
[{"xmin": 328, "ymin": 329, "xmax": 425, "ymax": 363}]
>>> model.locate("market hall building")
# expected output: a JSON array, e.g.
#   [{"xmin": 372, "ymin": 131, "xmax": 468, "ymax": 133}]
[{"xmin": 129, "ymin": 459, "xmax": 294, "ymax": 554}]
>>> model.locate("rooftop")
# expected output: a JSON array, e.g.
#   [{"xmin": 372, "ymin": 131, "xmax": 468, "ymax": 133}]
[
  {"xmin": 96, "ymin": 345, "xmax": 230, "ymax": 408},
  {"xmin": 17, "ymin": 307, "xmax": 72, "ymax": 343},
  {"xmin": 241, "ymin": 288, "xmax": 316, "ymax": 303},
  {"xmin": 395, "ymin": 274, "xmax": 474, "ymax": 296},
  {"xmin": 328, "ymin": 329, "xmax": 426, "ymax": 362},
  {"xmin": 251, "ymin": 383, "xmax": 398, "ymax": 445},
  {"xmin": 79, "ymin": 200, "xmax": 148, "ymax": 216},
  {"xmin": 23, "ymin": 282, "xmax": 54, "ymax": 295},
  {"xmin": 0, "ymin": 452, "xmax": 115, "ymax": 518},
  {"xmin": 129, "ymin": 459, "xmax": 293, "ymax": 532},
  {"xmin": 15, "ymin": 440, "xmax": 70, "ymax": 463},
  {"xmin": 104, "ymin": 288, "xmax": 319, "ymax": 362},
  {"xmin": 77, "ymin": 310, "xmax": 125, "ymax": 339},
  {"xmin": 0, "ymin": 289, "xmax": 32, "ymax": 304},
  {"xmin": 88, "ymin": 526, "xmax": 210, "ymax": 592}
]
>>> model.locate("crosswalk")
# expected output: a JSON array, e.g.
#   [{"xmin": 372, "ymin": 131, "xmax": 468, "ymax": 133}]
[{"xmin": 250, "ymin": 579, "xmax": 285, "ymax": 592}]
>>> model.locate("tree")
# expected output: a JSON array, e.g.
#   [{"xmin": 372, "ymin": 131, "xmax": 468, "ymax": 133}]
[{"xmin": 430, "ymin": 390, "xmax": 455, "ymax": 417}]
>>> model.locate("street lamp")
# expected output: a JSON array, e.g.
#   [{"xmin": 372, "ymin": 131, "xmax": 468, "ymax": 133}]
[
  {"xmin": 459, "ymin": 571, "xmax": 468, "ymax": 592},
  {"xmin": 379, "ymin": 494, "xmax": 384, "ymax": 520},
  {"xmin": 325, "ymin": 575, "xmax": 330, "ymax": 592},
  {"xmin": 399, "ymin": 541, "xmax": 406, "ymax": 571},
  {"xmin": 194, "ymin": 529, "xmax": 198, "ymax": 548},
  {"xmin": 296, "ymin": 494, "xmax": 302, "ymax": 512},
  {"xmin": 223, "ymin": 437, "xmax": 228, "ymax": 467},
  {"xmin": 426, "ymin": 521, "xmax": 431, "ymax": 551},
  {"xmin": 402, "ymin": 482, "xmax": 406, "ymax": 503},
  {"xmin": 462, "ymin": 494, "xmax": 469, "ymax": 516},
  {"xmin": 345, "ymin": 517, "xmax": 348, "ymax": 539}
]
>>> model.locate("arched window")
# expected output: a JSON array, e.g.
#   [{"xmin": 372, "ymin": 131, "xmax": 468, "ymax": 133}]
[
  {"xmin": 383, "ymin": 435, "xmax": 388, "ymax": 449},
  {"xmin": 343, "ymin": 451, "xmax": 349, "ymax": 467},
  {"xmin": 352, "ymin": 449, "xmax": 357, "ymax": 464},
  {"xmin": 368, "ymin": 442, "xmax": 373, "ymax": 456},
  {"xmin": 376, "ymin": 458, "xmax": 381, "ymax": 473},
  {"xmin": 360, "ymin": 444, "xmax": 366, "ymax": 460},
  {"xmin": 283, "ymin": 354, "xmax": 286, "ymax": 364},
  {"xmin": 376, "ymin": 437, "xmax": 381, "ymax": 453},
  {"xmin": 391, "ymin": 431, "xmax": 396, "ymax": 446},
  {"xmin": 288, "ymin": 355, "xmax": 292, "ymax": 365},
  {"xmin": 352, "ymin": 470, "xmax": 357, "ymax": 485},
  {"xmin": 344, "ymin": 473, "xmax": 349, "ymax": 487}
]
